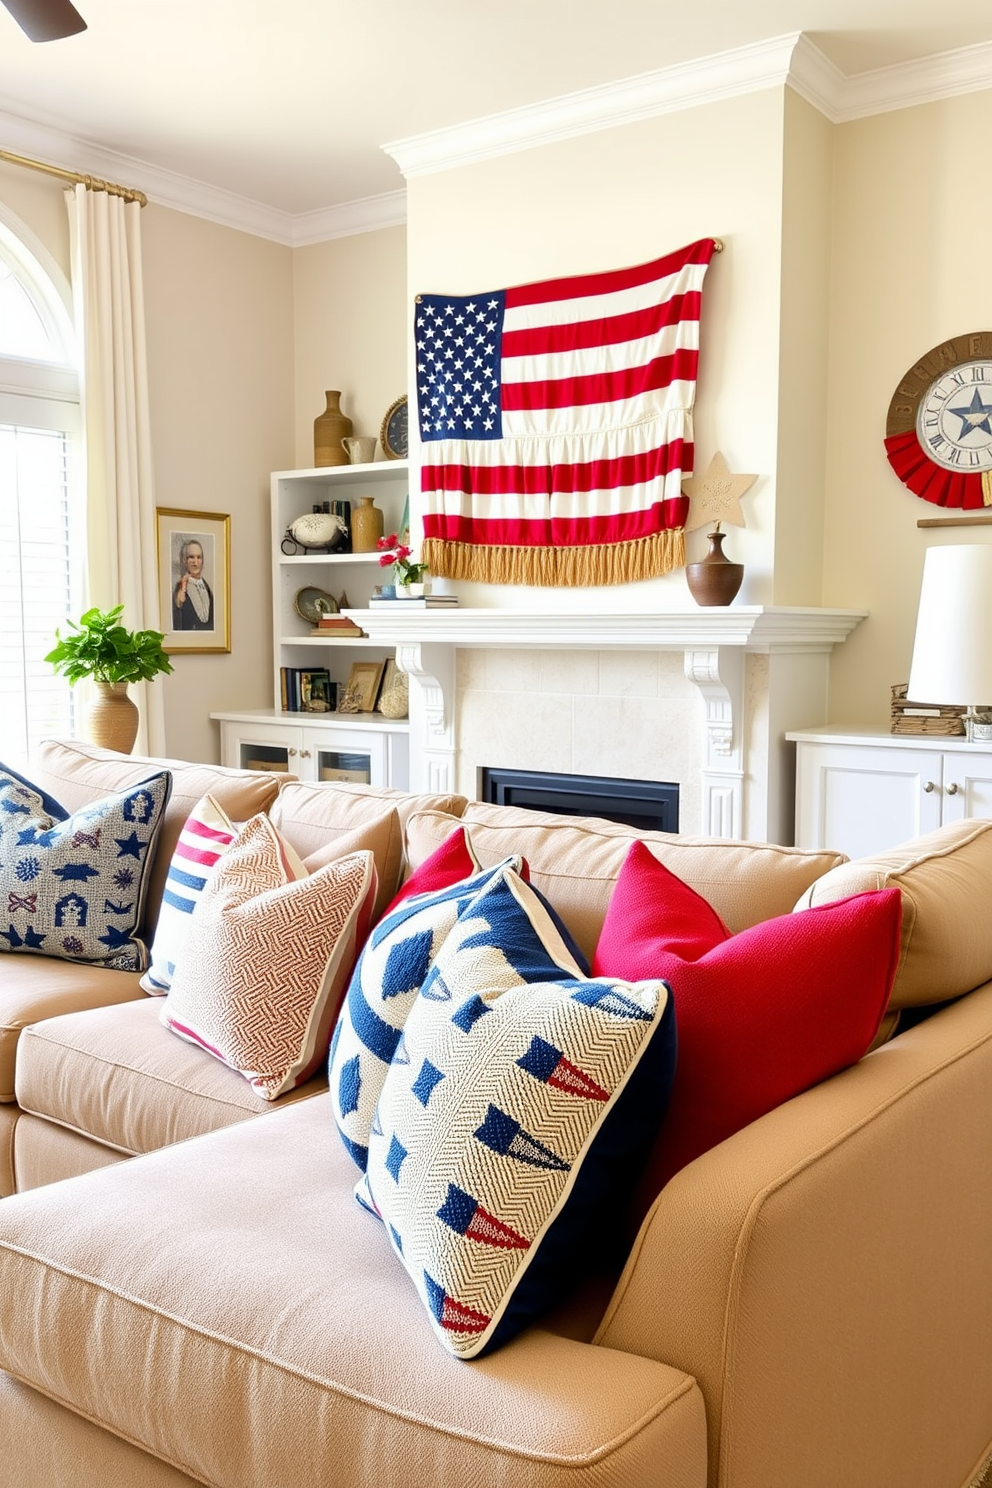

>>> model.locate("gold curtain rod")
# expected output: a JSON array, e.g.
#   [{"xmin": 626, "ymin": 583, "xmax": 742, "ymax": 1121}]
[{"xmin": 0, "ymin": 147, "xmax": 146, "ymax": 206}]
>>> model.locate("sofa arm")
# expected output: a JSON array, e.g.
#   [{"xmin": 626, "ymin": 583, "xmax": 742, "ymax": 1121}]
[{"xmin": 596, "ymin": 982, "xmax": 992, "ymax": 1488}]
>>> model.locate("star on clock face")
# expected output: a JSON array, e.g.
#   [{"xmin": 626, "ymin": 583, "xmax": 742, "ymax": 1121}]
[{"xmin": 948, "ymin": 387, "xmax": 992, "ymax": 440}]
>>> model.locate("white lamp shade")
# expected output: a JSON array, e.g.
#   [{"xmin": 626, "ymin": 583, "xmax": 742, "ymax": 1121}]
[{"xmin": 908, "ymin": 545, "xmax": 992, "ymax": 707}]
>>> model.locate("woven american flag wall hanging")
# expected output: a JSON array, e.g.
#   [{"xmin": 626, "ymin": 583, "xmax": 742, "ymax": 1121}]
[{"xmin": 416, "ymin": 236, "xmax": 719, "ymax": 588}]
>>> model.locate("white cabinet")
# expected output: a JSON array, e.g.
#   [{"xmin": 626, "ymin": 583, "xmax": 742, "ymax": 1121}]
[
  {"xmin": 788, "ymin": 728, "xmax": 992, "ymax": 858},
  {"xmin": 211, "ymin": 460, "xmax": 411, "ymax": 790},
  {"xmin": 212, "ymin": 712, "xmax": 409, "ymax": 788}
]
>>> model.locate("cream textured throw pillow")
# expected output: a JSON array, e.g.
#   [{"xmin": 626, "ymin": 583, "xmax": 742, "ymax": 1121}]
[{"xmin": 162, "ymin": 814, "xmax": 377, "ymax": 1099}]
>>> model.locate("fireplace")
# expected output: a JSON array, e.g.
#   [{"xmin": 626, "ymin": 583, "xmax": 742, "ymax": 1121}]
[{"xmin": 480, "ymin": 767, "xmax": 679, "ymax": 833}]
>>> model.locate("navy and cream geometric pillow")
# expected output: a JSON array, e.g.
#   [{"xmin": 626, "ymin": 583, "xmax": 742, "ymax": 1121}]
[
  {"xmin": 358, "ymin": 864, "xmax": 676, "ymax": 1359},
  {"xmin": 0, "ymin": 762, "xmax": 171, "ymax": 972},
  {"xmin": 329, "ymin": 855, "xmax": 534, "ymax": 1170}
]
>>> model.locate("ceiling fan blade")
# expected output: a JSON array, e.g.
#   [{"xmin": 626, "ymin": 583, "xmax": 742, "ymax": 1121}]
[{"xmin": 1, "ymin": 0, "xmax": 86, "ymax": 41}]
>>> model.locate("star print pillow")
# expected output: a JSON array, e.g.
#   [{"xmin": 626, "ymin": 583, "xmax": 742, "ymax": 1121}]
[{"xmin": 0, "ymin": 761, "xmax": 172, "ymax": 972}]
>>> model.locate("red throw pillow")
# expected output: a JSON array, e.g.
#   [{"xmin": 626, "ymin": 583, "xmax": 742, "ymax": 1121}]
[
  {"xmin": 592, "ymin": 840, "xmax": 902, "ymax": 1204},
  {"xmin": 382, "ymin": 826, "xmax": 530, "ymax": 921},
  {"xmin": 380, "ymin": 827, "xmax": 482, "ymax": 920}
]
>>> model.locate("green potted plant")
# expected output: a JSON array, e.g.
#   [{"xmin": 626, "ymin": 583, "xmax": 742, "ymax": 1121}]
[{"xmin": 46, "ymin": 604, "xmax": 174, "ymax": 754}]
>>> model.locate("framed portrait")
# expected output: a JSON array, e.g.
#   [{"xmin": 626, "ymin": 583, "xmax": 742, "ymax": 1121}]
[{"xmin": 156, "ymin": 508, "xmax": 231, "ymax": 654}]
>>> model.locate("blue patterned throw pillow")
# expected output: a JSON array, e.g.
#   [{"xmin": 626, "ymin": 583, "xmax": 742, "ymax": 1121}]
[
  {"xmin": 0, "ymin": 762, "xmax": 171, "ymax": 972},
  {"xmin": 359, "ymin": 864, "xmax": 676, "ymax": 1359},
  {"xmin": 328, "ymin": 853, "xmax": 553, "ymax": 1169}
]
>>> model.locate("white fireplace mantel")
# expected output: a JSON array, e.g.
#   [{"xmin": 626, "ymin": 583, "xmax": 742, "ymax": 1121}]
[
  {"xmin": 346, "ymin": 605, "xmax": 867, "ymax": 840},
  {"xmin": 347, "ymin": 605, "xmax": 866, "ymax": 653}
]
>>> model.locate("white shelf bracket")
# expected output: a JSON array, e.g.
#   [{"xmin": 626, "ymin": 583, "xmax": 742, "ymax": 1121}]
[
  {"xmin": 684, "ymin": 646, "xmax": 744, "ymax": 839},
  {"xmin": 396, "ymin": 642, "xmax": 456, "ymax": 795}
]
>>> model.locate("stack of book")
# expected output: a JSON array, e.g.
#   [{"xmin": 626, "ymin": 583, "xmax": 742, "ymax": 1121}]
[
  {"xmin": 310, "ymin": 614, "xmax": 366, "ymax": 637},
  {"xmin": 368, "ymin": 593, "xmax": 458, "ymax": 609},
  {"xmin": 890, "ymin": 683, "xmax": 966, "ymax": 736},
  {"xmin": 280, "ymin": 667, "xmax": 336, "ymax": 713}
]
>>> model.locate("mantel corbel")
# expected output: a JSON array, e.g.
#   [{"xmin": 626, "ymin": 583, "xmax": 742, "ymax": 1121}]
[
  {"xmin": 395, "ymin": 642, "xmax": 456, "ymax": 794},
  {"xmin": 684, "ymin": 647, "xmax": 744, "ymax": 838}
]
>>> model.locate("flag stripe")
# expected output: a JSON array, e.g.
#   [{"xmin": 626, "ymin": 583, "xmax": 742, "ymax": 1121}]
[
  {"xmin": 422, "ymin": 439, "xmax": 692, "ymax": 497},
  {"xmin": 502, "ymin": 347, "xmax": 699, "ymax": 413},
  {"xmin": 503, "ymin": 238, "xmax": 715, "ymax": 309},
  {"xmin": 501, "ymin": 289, "xmax": 703, "ymax": 358},
  {"xmin": 422, "ymin": 502, "xmax": 689, "ymax": 548},
  {"xmin": 502, "ymin": 319, "xmax": 698, "ymax": 387}
]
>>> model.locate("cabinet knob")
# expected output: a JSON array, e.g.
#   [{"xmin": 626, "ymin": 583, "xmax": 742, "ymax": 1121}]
[
  {"xmin": 287, "ymin": 747, "xmax": 297, "ymax": 757},
  {"xmin": 946, "ymin": 781, "xmax": 960, "ymax": 795},
  {"xmin": 300, "ymin": 749, "xmax": 312, "ymax": 759},
  {"xmin": 923, "ymin": 780, "xmax": 935, "ymax": 793}
]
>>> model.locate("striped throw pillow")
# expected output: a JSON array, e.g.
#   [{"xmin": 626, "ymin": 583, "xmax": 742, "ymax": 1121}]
[{"xmin": 140, "ymin": 794, "xmax": 238, "ymax": 995}]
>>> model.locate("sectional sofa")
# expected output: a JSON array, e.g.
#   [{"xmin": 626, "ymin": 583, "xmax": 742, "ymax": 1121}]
[{"xmin": 0, "ymin": 738, "xmax": 991, "ymax": 1488}]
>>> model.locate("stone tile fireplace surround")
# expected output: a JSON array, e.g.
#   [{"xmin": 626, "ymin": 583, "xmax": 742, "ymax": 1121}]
[{"xmin": 355, "ymin": 608, "xmax": 866, "ymax": 845}]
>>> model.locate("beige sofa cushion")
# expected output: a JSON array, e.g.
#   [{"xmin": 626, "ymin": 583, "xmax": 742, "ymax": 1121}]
[
  {"xmin": 14, "ymin": 998, "xmax": 324, "ymax": 1157},
  {"xmin": 27, "ymin": 740, "xmax": 285, "ymax": 936},
  {"xmin": 270, "ymin": 780, "xmax": 467, "ymax": 917},
  {"xmin": 408, "ymin": 805, "xmax": 846, "ymax": 962},
  {"xmin": 794, "ymin": 818, "xmax": 992, "ymax": 1010},
  {"xmin": 0, "ymin": 1096, "xmax": 706, "ymax": 1488},
  {"xmin": 0, "ymin": 955, "xmax": 143, "ymax": 1104}
]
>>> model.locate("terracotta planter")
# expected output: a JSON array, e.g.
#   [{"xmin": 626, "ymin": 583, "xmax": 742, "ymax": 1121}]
[
  {"xmin": 86, "ymin": 682, "xmax": 139, "ymax": 754},
  {"xmin": 686, "ymin": 529, "xmax": 744, "ymax": 607}
]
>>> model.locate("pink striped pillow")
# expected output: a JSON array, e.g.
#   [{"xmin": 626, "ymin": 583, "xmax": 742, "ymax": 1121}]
[{"xmin": 140, "ymin": 794, "xmax": 239, "ymax": 995}]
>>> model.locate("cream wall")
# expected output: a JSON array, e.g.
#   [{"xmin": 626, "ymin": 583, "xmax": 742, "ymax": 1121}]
[
  {"xmin": 405, "ymin": 88, "xmax": 790, "ymax": 610},
  {"xmin": 823, "ymin": 89, "xmax": 992, "ymax": 727},
  {"xmin": 140, "ymin": 205, "xmax": 295, "ymax": 763},
  {"xmin": 292, "ymin": 225, "xmax": 407, "ymax": 469}
]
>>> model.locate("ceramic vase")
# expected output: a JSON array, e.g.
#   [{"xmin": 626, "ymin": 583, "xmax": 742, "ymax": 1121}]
[
  {"xmin": 685, "ymin": 529, "xmax": 744, "ymax": 607},
  {"xmin": 86, "ymin": 682, "xmax": 139, "ymax": 753},
  {"xmin": 398, "ymin": 581, "xmax": 425, "ymax": 599},
  {"xmin": 351, "ymin": 494, "xmax": 384, "ymax": 553},
  {"xmin": 313, "ymin": 391, "xmax": 353, "ymax": 468}
]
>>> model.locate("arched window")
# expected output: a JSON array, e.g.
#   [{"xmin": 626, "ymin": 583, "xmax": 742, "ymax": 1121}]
[{"xmin": 0, "ymin": 206, "xmax": 82, "ymax": 762}]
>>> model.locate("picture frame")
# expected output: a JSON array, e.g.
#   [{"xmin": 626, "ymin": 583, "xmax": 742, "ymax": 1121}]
[
  {"xmin": 156, "ymin": 508, "xmax": 231, "ymax": 654},
  {"xmin": 339, "ymin": 660, "xmax": 385, "ymax": 715}
]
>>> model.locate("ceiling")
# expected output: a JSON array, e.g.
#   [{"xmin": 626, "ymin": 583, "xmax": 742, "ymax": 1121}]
[{"xmin": 0, "ymin": 0, "xmax": 991, "ymax": 219}]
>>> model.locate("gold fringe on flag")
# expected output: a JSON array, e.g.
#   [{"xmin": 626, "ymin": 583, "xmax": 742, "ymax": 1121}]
[{"xmin": 422, "ymin": 530, "xmax": 685, "ymax": 588}]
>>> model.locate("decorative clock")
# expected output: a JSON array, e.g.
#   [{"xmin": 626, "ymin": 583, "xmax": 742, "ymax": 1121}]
[
  {"xmin": 379, "ymin": 396, "xmax": 408, "ymax": 460},
  {"xmin": 885, "ymin": 331, "xmax": 992, "ymax": 508}
]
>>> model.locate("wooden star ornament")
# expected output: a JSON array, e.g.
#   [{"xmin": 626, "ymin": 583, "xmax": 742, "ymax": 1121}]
[{"xmin": 682, "ymin": 452, "xmax": 758, "ymax": 532}]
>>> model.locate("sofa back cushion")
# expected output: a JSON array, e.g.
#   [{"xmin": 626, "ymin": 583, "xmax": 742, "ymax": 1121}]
[
  {"xmin": 407, "ymin": 804, "xmax": 847, "ymax": 962},
  {"xmin": 28, "ymin": 741, "xmax": 285, "ymax": 937},
  {"xmin": 269, "ymin": 781, "xmax": 467, "ymax": 920},
  {"xmin": 794, "ymin": 817, "xmax": 992, "ymax": 1009}
]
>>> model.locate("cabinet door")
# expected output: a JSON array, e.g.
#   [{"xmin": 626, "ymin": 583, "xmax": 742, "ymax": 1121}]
[
  {"xmin": 938, "ymin": 751, "xmax": 992, "ymax": 826},
  {"xmin": 310, "ymin": 726, "xmax": 387, "ymax": 787},
  {"xmin": 218, "ymin": 720, "xmax": 308, "ymax": 779},
  {"xmin": 795, "ymin": 742, "xmax": 943, "ymax": 857}
]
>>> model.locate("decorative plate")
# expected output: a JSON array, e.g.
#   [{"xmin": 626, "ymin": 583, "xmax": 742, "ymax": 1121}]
[
  {"xmin": 294, "ymin": 586, "xmax": 338, "ymax": 624},
  {"xmin": 380, "ymin": 396, "xmax": 408, "ymax": 460}
]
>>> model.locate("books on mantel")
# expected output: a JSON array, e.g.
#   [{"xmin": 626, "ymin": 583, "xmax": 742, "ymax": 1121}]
[
  {"xmin": 310, "ymin": 615, "xmax": 366, "ymax": 637},
  {"xmin": 367, "ymin": 594, "xmax": 459, "ymax": 608}
]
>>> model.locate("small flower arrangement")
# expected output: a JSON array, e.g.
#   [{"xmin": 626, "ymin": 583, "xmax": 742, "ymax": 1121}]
[{"xmin": 377, "ymin": 534, "xmax": 428, "ymax": 587}]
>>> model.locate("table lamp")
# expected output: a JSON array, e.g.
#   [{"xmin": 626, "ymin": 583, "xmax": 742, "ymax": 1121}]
[{"xmin": 908, "ymin": 544, "xmax": 992, "ymax": 741}]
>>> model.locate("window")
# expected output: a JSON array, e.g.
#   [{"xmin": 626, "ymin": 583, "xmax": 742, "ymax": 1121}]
[{"xmin": 0, "ymin": 209, "xmax": 81, "ymax": 763}]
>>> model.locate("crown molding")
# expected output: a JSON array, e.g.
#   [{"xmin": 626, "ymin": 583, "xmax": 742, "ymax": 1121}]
[
  {"xmin": 829, "ymin": 39, "xmax": 992, "ymax": 123},
  {"xmin": 0, "ymin": 104, "xmax": 407, "ymax": 247},
  {"xmin": 289, "ymin": 190, "xmax": 407, "ymax": 247},
  {"xmin": 383, "ymin": 33, "xmax": 803, "ymax": 178}
]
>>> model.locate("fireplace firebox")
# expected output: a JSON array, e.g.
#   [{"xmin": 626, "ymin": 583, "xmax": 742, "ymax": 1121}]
[{"xmin": 480, "ymin": 768, "xmax": 678, "ymax": 833}]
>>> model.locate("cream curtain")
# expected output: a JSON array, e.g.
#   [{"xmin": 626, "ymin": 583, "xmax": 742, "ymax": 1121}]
[{"xmin": 66, "ymin": 182, "xmax": 165, "ymax": 756}]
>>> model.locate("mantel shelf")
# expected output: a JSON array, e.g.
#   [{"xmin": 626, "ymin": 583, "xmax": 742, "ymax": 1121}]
[{"xmin": 340, "ymin": 605, "xmax": 867, "ymax": 653}]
